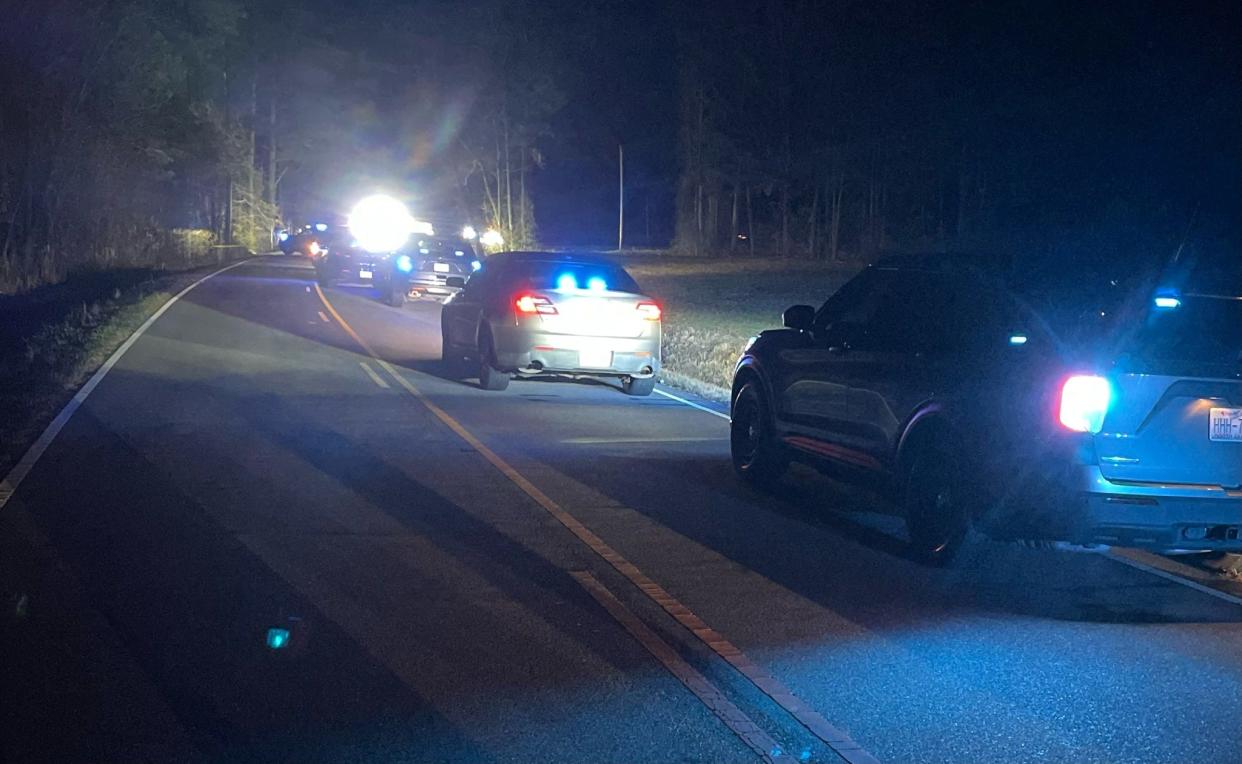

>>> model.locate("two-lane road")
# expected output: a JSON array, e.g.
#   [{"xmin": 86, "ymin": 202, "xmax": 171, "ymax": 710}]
[{"xmin": 4, "ymin": 256, "xmax": 1242, "ymax": 763}]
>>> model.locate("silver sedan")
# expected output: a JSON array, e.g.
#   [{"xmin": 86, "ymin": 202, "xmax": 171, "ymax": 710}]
[{"xmin": 440, "ymin": 252, "xmax": 662, "ymax": 395}]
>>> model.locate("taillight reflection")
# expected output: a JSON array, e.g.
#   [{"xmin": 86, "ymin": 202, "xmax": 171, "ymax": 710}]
[{"xmin": 636, "ymin": 301, "xmax": 662, "ymax": 321}]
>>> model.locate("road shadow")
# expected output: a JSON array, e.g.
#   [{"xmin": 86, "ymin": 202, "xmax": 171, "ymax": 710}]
[
  {"xmin": 533, "ymin": 447, "xmax": 1242, "ymax": 627},
  {"xmin": 158, "ymin": 257, "xmax": 1242, "ymax": 627},
  {"xmin": 3, "ymin": 404, "xmax": 488, "ymax": 763}
]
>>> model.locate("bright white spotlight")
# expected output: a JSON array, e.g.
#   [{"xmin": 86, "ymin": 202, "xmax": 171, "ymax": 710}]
[
  {"xmin": 349, "ymin": 195, "xmax": 414, "ymax": 253},
  {"xmin": 461, "ymin": 225, "xmax": 477, "ymax": 240},
  {"xmin": 480, "ymin": 228, "xmax": 505, "ymax": 249}
]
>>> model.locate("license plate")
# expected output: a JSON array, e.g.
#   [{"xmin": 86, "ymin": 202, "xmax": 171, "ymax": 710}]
[
  {"xmin": 1210, "ymin": 407, "xmax": 1242, "ymax": 442},
  {"xmin": 358, "ymin": 269, "xmax": 373, "ymax": 279},
  {"xmin": 578, "ymin": 348, "xmax": 612, "ymax": 368},
  {"xmin": 433, "ymin": 262, "xmax": 451, "ymax": 273}
]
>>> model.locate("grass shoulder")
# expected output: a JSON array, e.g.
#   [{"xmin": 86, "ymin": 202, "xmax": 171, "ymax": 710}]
[
  {"xmin": 622, "ymin": 255, "xmax": 861, "ymax": 395},
  {"xmin": 0, "ymin": 264, "xmax": 239, "ymax": 475}
]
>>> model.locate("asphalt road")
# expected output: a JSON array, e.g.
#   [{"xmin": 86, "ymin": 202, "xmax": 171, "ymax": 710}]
[{"xmin": 4, "ymin": 255, "xmax": 1242, "ymax": 763}]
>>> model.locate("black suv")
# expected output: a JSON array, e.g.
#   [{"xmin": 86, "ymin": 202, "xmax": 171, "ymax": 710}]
[
  {"xmin": 407, "ymin": 236, "xmax": 480, "ymax": 301},
  {"xmin": 729, "ymin": 255, "xmax": 1087, "ymax": 563},
  {"xmin": 314, "ymin": 238, "xmax": 418, "ymax": 306}
]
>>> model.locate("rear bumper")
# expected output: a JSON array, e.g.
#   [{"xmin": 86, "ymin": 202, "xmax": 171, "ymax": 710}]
[
  {"xmin": 1076, "ymin": 466, "xmax": 1242, "ymax": 551},
  {"xmin": 491, "ymin": 325, "xmax": 660, "ymax": 378},
  {"xmin": 408, "ymin": 272, "xmax": 462, "ymax": 295},
  {"xmin": 975, "ymin": 444, "xmax": 1242, "ymax": 552}
]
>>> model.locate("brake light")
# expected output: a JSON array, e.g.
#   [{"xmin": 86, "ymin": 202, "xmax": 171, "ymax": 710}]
[
  {"xmin": 308, "ymin": 241, "xmax": 321, "ymax": 256},
  {"xmin": 515, "ymin": 294, "xmax": 557, "ymax": 315},
  {"xmin": 636, "ymin": 301, "xmax": 662, "ymax": 321},
  {"xmin": 1058, "ymin": 375, "xmax": 1111, "ymax": 433}
]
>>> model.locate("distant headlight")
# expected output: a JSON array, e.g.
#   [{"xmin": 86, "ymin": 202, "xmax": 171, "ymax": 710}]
[
  {"xmin": 349, "ymin": 194, "xmax": 414, "ymax": 253},
  {"xmin": 480, "ymin": 228, "xmax": 504, "ymax": 248}
]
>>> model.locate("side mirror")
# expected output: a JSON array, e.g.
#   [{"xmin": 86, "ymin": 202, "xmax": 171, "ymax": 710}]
[
  {"xmin": 783, "ymin": 304, "xmax": 815, "ymax": 331},
  {"xmin": 445, "ymin": 276, "xmax": 466, "ymax": 289}
]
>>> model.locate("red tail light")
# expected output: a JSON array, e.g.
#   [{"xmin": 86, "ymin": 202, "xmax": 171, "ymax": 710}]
[
  {"xmin": 636, "ymin": 301, "xmax": 662, "ymax": 321},
  {"xmin": 515, "ymin": 293, "xmax": 558, "ymax": 315}
]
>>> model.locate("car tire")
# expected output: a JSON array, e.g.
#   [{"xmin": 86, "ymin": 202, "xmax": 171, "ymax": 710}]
[
  {"xmin": 316, "ymin": 268, "xmax": 334, "ymax": 288},
  {"xmin": 441, "ymin": 327, "xmax": 466, "ymax": 377},
  {"xmin": 477, "ymin": 328, "xmax": 510, "ymax": 391},
  {"xmin": 903, "ymin": 442, "xmax": 969, "ymax": 566},
  {"xmin": 621, "ymin": 376, "xmax": 655, "ymax": 397},
  {"xmin": 384, "ymin": 278, "xmax": 406, "ymax": 307},
  {"xmin": 730, "ymin": 382, "xmax": 787, "ymax": 487}
]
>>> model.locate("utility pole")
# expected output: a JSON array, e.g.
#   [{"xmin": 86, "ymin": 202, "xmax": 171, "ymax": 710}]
[
  {"xmin": 267, "ymin": 97, "xmax": 277, "ymax": 207},
  {"xmin": 249, "ymin": 76, "xmax": 257, "ymax": 250},
  {"xmin": 223, "ymin": 68, "xmax": 233, "ymax": 244},
  {"xmin": 617, "ymin": 144, "xmax": 624, "ymax": 251}
]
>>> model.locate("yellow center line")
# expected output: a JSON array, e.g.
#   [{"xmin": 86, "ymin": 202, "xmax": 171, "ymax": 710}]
[
  {"xmin": 571, "ymin": 571, "xmax": 781, "ymax": 763},
  {"xmin": 313, "ymin": 284, "xmax": 880, "ymax": 764}
]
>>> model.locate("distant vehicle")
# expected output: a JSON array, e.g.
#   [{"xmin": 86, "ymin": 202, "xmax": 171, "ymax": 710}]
[
  {"xmin": 278, "ymin": 223, "xmax": 331, "ymax": 257},
  {"xmin": 440, "ymin": 251, "xmax": 662, "ymax": 394},
  {"xmin": 729, "ymin": 253, "xmax": 1242, "ymax": 564},
  {"xmin": 314, "ymin": 236, "xmax": 416, "ymax": 306},
  {"xmin": 407, "ymin": 236, "xmax": 481, "ymax": 301}
]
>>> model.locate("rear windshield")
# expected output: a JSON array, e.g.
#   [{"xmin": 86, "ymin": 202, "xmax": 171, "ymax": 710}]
[
  {"xmin": 503, "ymin": 261, "xmax": 642, "ymax": 294},
  {"xmin": 1124, "ymin": 296, "xmax": 1242, "ymax": 375},
  {"xmin": 416, "ymin": 238, "xmax": 476, "ymax": 258}
]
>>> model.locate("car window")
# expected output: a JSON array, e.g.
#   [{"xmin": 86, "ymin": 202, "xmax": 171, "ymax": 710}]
[
  {"xmin": 814, "ymin": 268, "xmax": 885, "ymax": 331},
  {"xmin": 501, "ymin": 261, "xmax": 643, "ymax": 294},
  {"xmin": 416, "ymin": 237, "xmax": 477, "ymax": 259},
  {"xmin": 819, "ymin": 269, "xmax": 1009, "ymax": 354},
  {"xmin": 462, "ymin": 266, "xmax": 491, "ymax": 295},
  {"xmin": 1122, "ymin": 295, "xmax": 1242, "ymax": 375}
]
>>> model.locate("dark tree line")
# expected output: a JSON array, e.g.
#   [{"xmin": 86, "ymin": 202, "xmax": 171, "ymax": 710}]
[
  {"xmin": 670, "ymin": 1, "xmax": 1240, "ymax": 268},
  {"xmin": 0, "ymin": 0, "xmax": 569, "ymax": 291},
  {"xmin": 0, "ymin": 0, "xmax": 262, "ymax": 291}
]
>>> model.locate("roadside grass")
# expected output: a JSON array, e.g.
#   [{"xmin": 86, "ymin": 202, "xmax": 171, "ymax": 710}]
[
  {"xmin": 623, "ymin": 256, "xmax": 860, "ymax": 397},
  {"xmin": 0, "ymin": 267, "xmax": 226, "ymax": 475}
]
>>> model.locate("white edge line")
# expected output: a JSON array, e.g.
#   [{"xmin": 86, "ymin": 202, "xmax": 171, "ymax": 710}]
[
  {"xmin": 1105, "ymin": 551, "xmax": 1242, "ymax": 608},
  {"xmin": 654, "ymin": 387, "xmax": 730, "ymax": 421},
  {"xmin": 359, "ymin": 361, "xmax": 391, "ymax": 389},
  {"xmin": 0, "ymin": 258, "xmax": 253, "ymax": 511},
  {"xmin": 653, "ymin": 382, "xmax": 1242, "ymax": 615}
]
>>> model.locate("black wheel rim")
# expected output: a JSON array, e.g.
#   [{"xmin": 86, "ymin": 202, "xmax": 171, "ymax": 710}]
[
  {"xmin": 913, "ymin": 465, "xmax": 961, "ymax": 554},
  {"xmin": 732, "ymin": 396, "xmax": 761, "ymax": 466}
]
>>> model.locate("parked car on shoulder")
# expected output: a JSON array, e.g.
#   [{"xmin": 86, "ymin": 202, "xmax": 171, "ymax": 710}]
[
  {"xmin": 440, "ymin": 251, "xmax": 662, "ymax": 394},
  {"xmin": 729, "ymin": 253, "xmax": 1242, "ymax": 564},
  {"xmin": 408, "ymin": 236, "xmax": 481, "ymax": 301}
]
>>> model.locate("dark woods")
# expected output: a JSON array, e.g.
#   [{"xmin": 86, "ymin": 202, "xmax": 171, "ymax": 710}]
[
  {"xmin": 1, "ymin": 0, "xmax": 1238, "ymax": 292},
  {"xmin": 668, "ymin": 1, "xmax": 1240, "ymax": 274}
]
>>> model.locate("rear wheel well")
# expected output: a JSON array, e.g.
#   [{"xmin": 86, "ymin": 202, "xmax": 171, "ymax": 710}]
[
  {"xmin": 898, "ymin": 416, "xmax": 956, "ymax": 476},
  {"xmin": 732, "ymin": 367, "xmax": 761, "ymax": 409}
]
